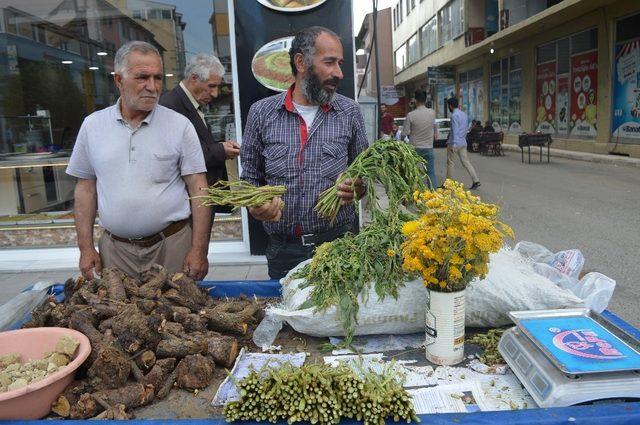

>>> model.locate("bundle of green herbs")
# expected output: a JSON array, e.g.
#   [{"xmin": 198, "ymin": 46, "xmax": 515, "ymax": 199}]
[
  {"xmin": 193, "ymin": 180, "xmax": 286, "ymax": 210},
  {"xmin": 315, "ymin": 139, "xmax": 428, "ymax": 223},
  {"xmin": 293, "ymin": 209, "xmax": 417, "ymax": 345},
  {"xmin": 223, "ymin": 361, "xmax": 419, "ymax": 425}
]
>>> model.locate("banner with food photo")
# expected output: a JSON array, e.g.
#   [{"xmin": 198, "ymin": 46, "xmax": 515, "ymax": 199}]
[
  {"xmin": 570, "ymin": 51, "xmax": 598, "ymax": 137},
  {"xmin": 535, "ymin": 61, "xmax": 556, "ymax": 134},
  {"xmin": 612, "ymin": 39, "xmax": 640, "ymax": 140},
  {"xmin": 256, "ymin": 0, "xmax": 327, "ymax": 12},
  {"xmin": 252, "ymin": 37, "xmax": 295, "ymax": 92}
]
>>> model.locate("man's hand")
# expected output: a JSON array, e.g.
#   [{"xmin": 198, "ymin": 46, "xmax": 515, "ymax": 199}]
[
  {"xmin": 249, "ymin": 197, "xmax": 282, "ymax": 222},
  {"xmin": 79, "ymin": 247, "xmax": 102, "ymax": 280},
  {"xmin": 337, "ymin": 178, "xmax": 365, "ymax": 206},
  {"xmin": 183, "ymin": 248, "xmax": 209, "ymax": 281},
  {"xmin": 222, "ymin": 140, "xmax": 241, "ymax": 160}
]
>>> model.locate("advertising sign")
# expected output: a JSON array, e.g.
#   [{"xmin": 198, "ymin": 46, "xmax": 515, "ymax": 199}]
[
  {"xmin": 436, "ymin": 84, "xmax": 455, "ymax": 118},
  {"xmin": 469, "ymin": 79, "xmax": 484, "ymax": 124},
  {"xmin": 535, "ymin": 62, "xmax": 556, "ymax": 134},
  {"xmin": 612, "ymin": 40, "xmax": 640, "ymax": 140},
  {"xmin": 427, "ymin": 66, "xmax": 455, "ymax": 85},
  {"xmin": 570, "ymin": 51, "xmax": 598, "ymax": 137},
  {"xmin": 556, "ymin": 75, "xmax": 570, "ymax": 135},
  {"xmin": 231, "ymin": 0, "xmax": 354, "ymax": 254}
]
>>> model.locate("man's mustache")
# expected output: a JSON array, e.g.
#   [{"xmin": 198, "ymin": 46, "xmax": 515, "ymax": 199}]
[{"xmin": 323, "ymin": 77, "xmax": 340, "ymax": 87}]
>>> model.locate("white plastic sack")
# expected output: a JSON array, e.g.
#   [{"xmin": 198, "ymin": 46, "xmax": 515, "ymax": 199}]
[
  {"xmin": 267, "ymin": 260, "xmax": 428, "ymax": 337},
  {"xmin": 532, "ymin": 263, "xmax": 615, "ymax": 313},
  {"xmin": 0, "ymin": 281, "xmax": 56, "ymax": 331},
  {"xmin": 514, "ymin": 241, "xmax": 585, "ymax": 279},
  {"xmin": 465, "ymin": 249, "xmax": 584, "ymax": 327}
]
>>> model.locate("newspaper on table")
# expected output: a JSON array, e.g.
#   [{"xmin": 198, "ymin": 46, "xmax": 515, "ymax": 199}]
[
  {"xmin": 409, "ymin": 381, "xmax": 490, "ymax": 414},
  {"xmin": 211, "ymin": 348, "xmax": 306, "ymax": 406}
]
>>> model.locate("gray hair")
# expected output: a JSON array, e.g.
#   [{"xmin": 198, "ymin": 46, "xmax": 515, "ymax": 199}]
[
  {"xmin": 184, "ymin": 54, "xmax": 225, "ymax": 81},
  {"xmin": 289, "ymin": 26, "xmax": 340, "ymax": 76},
  {"xmin": 114, "ymin": 41, "xmax": 161, "ymax": 75}
]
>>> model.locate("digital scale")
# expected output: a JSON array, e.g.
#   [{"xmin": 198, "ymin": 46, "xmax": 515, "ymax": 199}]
[{"xmin": 498, "ymin": 308, "xmax": 640, "ymax": 408}]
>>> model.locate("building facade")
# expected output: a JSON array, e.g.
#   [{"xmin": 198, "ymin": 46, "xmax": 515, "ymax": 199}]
[{"xmin": 393, "ymin": 0, "xmax": 640, "ymax": 157}]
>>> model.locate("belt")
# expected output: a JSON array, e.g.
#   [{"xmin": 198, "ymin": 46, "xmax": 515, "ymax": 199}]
[
  {"xmin": 105, "ymin": 219, "xmax": 188, "ymax": 248},
  {"xmin": 271, "ymin": 224, "xmax": 352, "ymax": 247}
]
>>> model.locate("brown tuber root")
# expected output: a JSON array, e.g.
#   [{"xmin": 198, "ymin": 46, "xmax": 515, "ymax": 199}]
[
  {"xmin": 207, "ymin": 335, "xmax": 239, "ymax": 368},
  {"xmin": 175, "ymin": 354, "xmax": 214, "ymax": 390},
  {"xmin": 100, "ymin": 267, "xmax": 127, "ymax": 302},
  {"xmin": 88, "ymin": 346, "xmax": 131, "ymax": 390},
  {"xmin": 93, "ymin": 383, "xmax": 154, "ymax": 410}
]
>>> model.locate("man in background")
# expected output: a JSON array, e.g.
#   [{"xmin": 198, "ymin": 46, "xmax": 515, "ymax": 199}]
[
  {"xmin": 380, "ymin": 104, "xmax": 394, "ymax": 138},
  {"xmin": 446, "ymin": 98, "xmax": 481, "ymax": 190},
  {"xmin": 401, "ymin": 90, "xmax": 437, "ymax": 189},
  {"xmin": 160, "ymin": 54, "xmax": 240, "ymax": 193}
]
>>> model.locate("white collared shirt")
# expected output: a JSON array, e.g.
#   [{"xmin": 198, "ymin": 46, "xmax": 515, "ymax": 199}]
[{"xmin": 179, "ymin": 81, "xmax": 206, "ymax": 126}]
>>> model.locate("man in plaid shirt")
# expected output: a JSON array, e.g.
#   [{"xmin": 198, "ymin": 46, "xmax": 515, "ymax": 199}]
[{"xmin": 241, "ymin": 26, "xmax": 368, "ymax": 279}]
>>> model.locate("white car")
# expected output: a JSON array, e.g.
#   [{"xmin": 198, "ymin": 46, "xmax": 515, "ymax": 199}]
[{"xmin": 434, "ymin": 118, "xmax": 450, "ymax": 148}]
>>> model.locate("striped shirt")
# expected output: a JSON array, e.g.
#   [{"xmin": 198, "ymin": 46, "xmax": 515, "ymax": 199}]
[{"xmin": 241, "ymin": 85, "xmax": 368, "ymax": 236}]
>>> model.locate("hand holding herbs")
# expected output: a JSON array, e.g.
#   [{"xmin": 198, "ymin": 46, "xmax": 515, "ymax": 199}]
[
  {"xmin": 315, "ymin": 139, "xmax": 427, "ymax": 223},
  {"xmin": 193, "ymin": 180, "xmax": 286, "ymax": 211},
  {"xmin": 223, "ymin": 361, "xmax": 419, "ymax": 425}
]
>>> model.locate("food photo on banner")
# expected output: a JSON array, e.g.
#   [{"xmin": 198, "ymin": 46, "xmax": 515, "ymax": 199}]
[
  {"xmin": 535, "ymin": 61, "xmax": 556, "ymax": 134},
  {"xmin": 612, "ymin": 39, "xmax": 640, "ymax": 140},
  {"xmin": 570, "ymin": 50, "xmax": 598, "ymax": 137},
  {"xmin": 231, "ymin": 0, "xmax": 355, "ymax": 255}
]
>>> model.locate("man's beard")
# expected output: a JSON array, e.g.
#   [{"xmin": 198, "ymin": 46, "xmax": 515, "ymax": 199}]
[{"xmin": 301, "ymin": 67, "xmax": 340, "ymax": 106}]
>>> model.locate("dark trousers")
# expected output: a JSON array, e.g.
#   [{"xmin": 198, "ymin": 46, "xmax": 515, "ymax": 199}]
[{"xmin": 265, "ymin": 239, "xmax": 315, "ymax": 280}]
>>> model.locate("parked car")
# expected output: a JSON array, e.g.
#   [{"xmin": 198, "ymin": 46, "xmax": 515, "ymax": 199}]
[{"xmin": 434, "ymin": 118, "xmax": 450, "ymax": 148}]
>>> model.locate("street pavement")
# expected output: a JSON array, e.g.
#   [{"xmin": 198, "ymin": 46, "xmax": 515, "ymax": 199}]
[{"xmin": 432, "ymin": 147, "xmax": 640, "ymax": 328}]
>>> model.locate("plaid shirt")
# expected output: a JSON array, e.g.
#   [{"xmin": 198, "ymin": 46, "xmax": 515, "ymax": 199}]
[{"xmin": 241, "ymin": 86, "xmax": 368, "ymax": 236}]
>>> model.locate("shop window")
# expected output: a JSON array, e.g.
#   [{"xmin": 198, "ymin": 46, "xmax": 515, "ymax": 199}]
[
  {"xmin": 0, "ymin": 0, "xmax": 242, "ymax": 246},
  {"xmin": 535, "ymin": 28, "xmax": 598, "ymax": 138},
  {"xmin": 611, "ymin": 12, "xmax": 640, "ymax": 143},
  {"xmin": 490, "ymin": 54, "xmax": 521, "ymax": 133},
  {"xmin": 457, "ymin": 67, "xmax": 484, "ymax": 124}
]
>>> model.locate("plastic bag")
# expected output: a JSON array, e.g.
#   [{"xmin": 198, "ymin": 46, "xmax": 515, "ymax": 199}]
[
  {"xmin": 515, "ymin": 241, "xmax": 584, "ymax": 279},
  {"xmin": 0, "ymin": 281, "xmax": 56, "ymax": 331},
  {"xmin": 267, "ymin": 260, "xmax": 428, "ymax": 338},
  {"xmin": 465, "ymin": 249, "xmax": 584, "ymax": 327},
  {"xmin": 532, "ymin": 263, "xmax": 615, "ymax": 313}
]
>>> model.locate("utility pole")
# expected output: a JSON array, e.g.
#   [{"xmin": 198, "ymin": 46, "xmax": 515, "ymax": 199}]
[{"xmin": 372, "ymin": 0, "xmax": 382, "ymax": 138}]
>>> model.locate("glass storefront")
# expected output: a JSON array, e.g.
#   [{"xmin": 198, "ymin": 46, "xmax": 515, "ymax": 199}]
[
  {"xmin": 489, "ymin": 54, "xmax": 521, "ymax": 133},
  {"xmin": 457, "ymin": 67, "xmax": 484, "ymax": 125},
  {"xmin": 0, "ymin": 0, "xmax": 242, "ymax": 247},
  {"xmin": 612, "ymin": 12, "xmax": 640, "ymax": 144}
]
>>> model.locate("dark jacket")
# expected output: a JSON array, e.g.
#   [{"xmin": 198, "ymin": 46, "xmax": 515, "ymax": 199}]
[{"xmin": 159, "ymin": 84, "xmax": 228, "ymax": 186}]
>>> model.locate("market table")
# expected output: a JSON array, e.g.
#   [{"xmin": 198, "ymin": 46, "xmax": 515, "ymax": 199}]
[
  {"xmin": 518, "ymin": 134, "xmax": 552, "ymax": 163},
  {"xmin": 5, "ymin": 279, "xmax": 640, "ymax": 425}
]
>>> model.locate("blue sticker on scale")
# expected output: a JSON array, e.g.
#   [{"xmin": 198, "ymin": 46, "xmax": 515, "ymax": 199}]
[{"xmin": 520, "ymin": 316, "xmax": 640, "ymax": 374}]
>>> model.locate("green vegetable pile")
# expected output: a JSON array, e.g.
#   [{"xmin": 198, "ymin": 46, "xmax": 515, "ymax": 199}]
[
  {"xmin": 468, "ymin": 328, "xmax": 506, "ymax": 366},
  {"xmin": 193, "ymin": 180, "xmax": 286, "ymax": 210},
  {"xmin": 315, "ymin": 139, "xmax": 428, "ymax": 223},
  {"xmin": 294, "ymin": 210, "xmax": 416, "ymax": 345},
  {"xmin": 223, "ymin": 361, "xmax": 419, "ymax": 425}
]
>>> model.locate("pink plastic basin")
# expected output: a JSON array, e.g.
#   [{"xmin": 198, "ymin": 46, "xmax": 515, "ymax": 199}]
[{"xmin": 0, "ymin": 327, "xmax": 91, "ymax": 419}]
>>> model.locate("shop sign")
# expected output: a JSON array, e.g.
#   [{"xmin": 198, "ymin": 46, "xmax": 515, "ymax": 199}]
[
  {"xmin": 570, "ymin": 51, "xmax": 598, "ymax": 137},
  {"xmin": 612, "ymin": 40, "xmax": 640, "ymax": 140},
  {"xmin": 427, "ymin": 66, "xmax": 455, "ymax": 85},
  {"xmin": 556, "ymin": 75, "xmax": 570, "ymax": 135},
  {"xmin": 380, "ymin": 85, "xmax": 404, "ymax": 105},
  {"xmin": 535, "ymin": 62, "xmax": 556, "ymax": 134}
]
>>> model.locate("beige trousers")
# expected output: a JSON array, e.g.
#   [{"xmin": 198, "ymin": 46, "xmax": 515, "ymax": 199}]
[
  {"xmin": 98, "ymin": 223, "xmax": 192, "ymax": 279},
  {"xmin": 446, "ymin": 146, "xmax": 479, "ymax": 184}
]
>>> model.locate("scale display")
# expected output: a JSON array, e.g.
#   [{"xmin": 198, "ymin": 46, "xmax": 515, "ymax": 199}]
[{"xmin": 519, "ymin": 316, "xmax": 640, "ymax": 374}]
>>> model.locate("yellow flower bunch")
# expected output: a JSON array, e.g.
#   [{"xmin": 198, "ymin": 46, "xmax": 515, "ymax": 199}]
[{"xmin": 401, "ymin": 179, "xmax": 514, "ymax": 292}]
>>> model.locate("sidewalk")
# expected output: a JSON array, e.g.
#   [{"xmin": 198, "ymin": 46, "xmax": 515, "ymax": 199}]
[
  {"xmin": 0, "ymin": 264, "xmax": 269, "ymax": 306},
  {"xmin": 502, "ymin": 143, "xmax": 640, "ymax": 167}
]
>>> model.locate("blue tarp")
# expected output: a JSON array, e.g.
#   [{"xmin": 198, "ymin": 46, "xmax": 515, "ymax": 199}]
[{"xmin": 5, "ymin": 279, "xmax": 640, "ymax": 424}]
